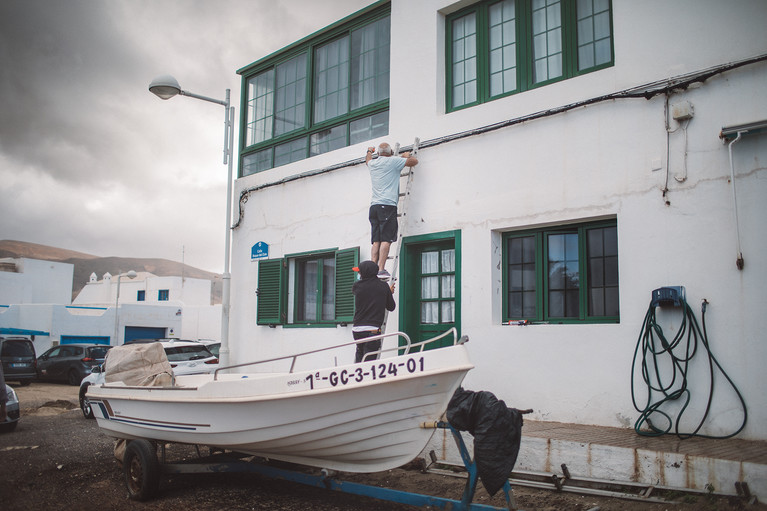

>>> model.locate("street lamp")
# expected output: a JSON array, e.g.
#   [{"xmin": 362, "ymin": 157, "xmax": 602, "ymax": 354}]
[
  {"xmin": 113, "ymin": 270, "xmax": 137, "ymax": 344},
  {"xmin": 149, "ymin": 74, "xmax": 234, "ymax": 368}
]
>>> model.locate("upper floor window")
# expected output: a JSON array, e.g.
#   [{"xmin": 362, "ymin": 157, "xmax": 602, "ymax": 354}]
[
  {"xmin": 447, "ymin": 0, "xmax": 613, "ymax": 111},
  {"xmin": 240, "ymin": 4, "xmax": 391, "ymax": 176},
  {"xmin": 137, "ymin": 290, "xmax": 145, "ymax": 302},
  {"xmin": 502, "ymin": 219, "xmax": 619, "ymax": 323},
  {"xmin": 158, "ymin": 289, "xmax": 169, "ymax": 301}
]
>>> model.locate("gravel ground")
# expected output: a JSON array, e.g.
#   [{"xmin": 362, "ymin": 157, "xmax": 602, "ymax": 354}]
[{"xmin": 1, "ymin": 382, "xmax": 762, "ymax": 511}]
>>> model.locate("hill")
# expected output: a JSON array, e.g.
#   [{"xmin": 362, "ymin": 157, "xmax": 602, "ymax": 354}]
[{"xmin": 0, "ymin": 240, "xmax": 222, "ymax": 304}]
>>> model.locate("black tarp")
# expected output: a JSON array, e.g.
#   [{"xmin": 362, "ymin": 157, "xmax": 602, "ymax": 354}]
[{"xmin": 446, "ymin": 387, "xmax": 524, "ymax": 495}]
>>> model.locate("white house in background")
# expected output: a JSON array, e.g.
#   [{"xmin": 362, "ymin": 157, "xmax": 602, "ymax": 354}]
[
  {"xmin": 0, "ymin": 257, "xmax": 73, "ymax": 345},
  {"xmin": 227, "ymin": 0, "xmax": 767, "ymax": 448},
  {"xmin": 0, "ymin": 257, "xmax": 73, "ymax": 304},
  {"xmin": 0, "ymin": 261, "xmax": 221, "ymax": 354},
  {"xmin": 73, "ymin": 271, "xmax": 213, "ymax": 307},
  {"xmin": 70, "ymin": 271, "xmax": 221, "ymax": 346}
]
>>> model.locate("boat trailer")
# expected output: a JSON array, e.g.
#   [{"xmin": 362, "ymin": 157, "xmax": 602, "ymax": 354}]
[{"xmin": 122, "ymin": 421, "xmax": 517, "ymax": 510}]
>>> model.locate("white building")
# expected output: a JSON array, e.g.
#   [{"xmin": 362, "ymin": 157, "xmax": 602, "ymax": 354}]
[
  {"xmin": 0, "ymin": 257, "xmax": 73, "ymax": 305},
  {"xmin": 0, "ymin": 262, "xmax": 221, "ymax": 354},
  {"xmin": 69, "ymin": 271, "xmax": 221, "ymax": 346},
  {"xmin": 227, "ymin": 0, "xmax": 766, "ymax": 447},
  {"xmin": 73, "ymin": 271, "xmax": 213, "ymax": 308}
]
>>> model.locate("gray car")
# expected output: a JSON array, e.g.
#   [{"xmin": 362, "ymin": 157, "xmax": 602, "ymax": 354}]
[
  {"xmin": 1, "ymin": 384, "xmax": 20, "ymax": 433},
  {"xmin": 0, "ymin": 337, "xmax": 37, "ymax": 386},
  {"xmin": 37, "ymin": 344, "xmax": 111, "ymax": 386}
]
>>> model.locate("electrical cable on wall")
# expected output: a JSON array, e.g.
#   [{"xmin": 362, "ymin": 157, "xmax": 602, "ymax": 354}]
[
  {"xmin": 630, "ymin": 289, "xmax": 747, "ymax": 439},
  {"xmin": 233, "ymin": 53, "xmax": 767, "ymax": 229}
]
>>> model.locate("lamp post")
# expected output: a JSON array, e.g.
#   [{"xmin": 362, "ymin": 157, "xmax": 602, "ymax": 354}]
[
  {"xmin": 113, "ymin": 270, "xmax": 137, "ymax": 344},
  {"xmin": 149, "ymin": 75, "xmax": 234, "ymax": 368}
]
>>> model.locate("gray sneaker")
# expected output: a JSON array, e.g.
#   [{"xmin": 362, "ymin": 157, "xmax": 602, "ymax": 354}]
[{"xmin": 377, "ymin": 269, "xmax": 391, "ymax": 279}]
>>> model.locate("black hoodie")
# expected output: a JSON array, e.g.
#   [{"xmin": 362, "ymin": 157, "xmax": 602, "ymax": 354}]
[{"xmin": 352, "ymin": 261, "xmax": 395, "ymax": 328}]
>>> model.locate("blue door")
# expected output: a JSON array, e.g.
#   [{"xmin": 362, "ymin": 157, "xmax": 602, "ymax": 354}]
[{"xmin": 124, "ymin": 327, "xmax": 167, "ymax": 344}]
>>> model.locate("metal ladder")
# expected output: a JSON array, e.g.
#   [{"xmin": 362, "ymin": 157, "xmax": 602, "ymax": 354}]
[{"xmin": 381, "ymin": 137, "xmax": 419, "ymax": 334}]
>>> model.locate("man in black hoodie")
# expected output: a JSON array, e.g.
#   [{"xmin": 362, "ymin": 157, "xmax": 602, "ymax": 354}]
[{"xmin": 352, "ymin": 260, "xmax": 396, "ymax": 363}]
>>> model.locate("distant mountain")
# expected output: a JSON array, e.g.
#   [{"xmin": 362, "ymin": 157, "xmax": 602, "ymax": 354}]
[
  {"xmin": 0, "ymin": 239, "xmax": 99, "ymax": 261},
  {"xmin": 0, "ymin": 240, "xmax": 222, "ymax": 304}
]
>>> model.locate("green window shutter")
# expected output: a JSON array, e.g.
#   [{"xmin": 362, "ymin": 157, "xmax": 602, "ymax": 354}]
[
  {"xmin": 334, "ymin": 247, "xmax": 360, "ymax": 322},
  {"xmin": 257, "ymin": 259, "xmax": 285, "ymax": 325}
]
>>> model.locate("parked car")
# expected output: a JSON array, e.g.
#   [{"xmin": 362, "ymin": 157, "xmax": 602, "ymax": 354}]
[
  {"xmin": 128, "ymin": 339, "xmax": 220, "ymax": 376},
  {"xmin": 0, "ymin": 336, "xmax": 37, "ymax": 386},
  {"xmin": 197, "ymin": 339, "xmax": 221, "ymax": 357},
  {"xmin": 37, "ymin": 344, "xmax": 112, "ymax": 386},
  {"xmin": 1, "ymin": 384, "xmax": 20, "ymax": 433},
  {"xmin": 79, "ymin": 339, "xmax": 218, "ymax": 418}
]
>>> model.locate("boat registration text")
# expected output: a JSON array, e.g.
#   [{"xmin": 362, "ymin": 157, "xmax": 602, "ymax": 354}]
[{"xmin": 303, "ymin": 357, "xmax": 426, "ymax": 390}]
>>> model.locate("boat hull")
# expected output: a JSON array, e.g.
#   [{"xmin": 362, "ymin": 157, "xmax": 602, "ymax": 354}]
[{"xmin": 88, "ymin": 344, "xmax": 472, "ymax": 473}]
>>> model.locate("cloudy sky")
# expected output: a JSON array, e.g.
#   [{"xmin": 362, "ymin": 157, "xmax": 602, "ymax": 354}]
[{"xmin": 0, "ymin": 0, "xmax": 371, "ymax": 273}]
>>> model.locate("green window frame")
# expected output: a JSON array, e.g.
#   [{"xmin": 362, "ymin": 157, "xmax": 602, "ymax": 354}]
[
  {"xmin": 239, "ymin": 3, "xmax": 391, "ymax": 176},
  {"xmin": 420, "ymin": 248, "xmax": 457, "ymax": 325},
  {"xmin": 502, "ymin": 219, "xmax": 618, "ymax": 323},
  {"xmin": 158, "ymin": 289, "xmax": 169, "ymax": 301},
  {"xmin": 446, "ymin": 0, "xmax": 613, "ymax": 112},
  {"xmin": 256, "ymin": 247, "xmax": 359, "ymax": 327}
]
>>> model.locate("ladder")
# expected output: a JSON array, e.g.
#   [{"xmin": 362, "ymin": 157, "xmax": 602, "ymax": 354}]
[{"xmin": 381, "ymin": 137, "xmax": 419, "ymax": 334}]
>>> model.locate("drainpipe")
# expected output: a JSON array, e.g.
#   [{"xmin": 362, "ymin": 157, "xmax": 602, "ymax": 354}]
[{"xmin": 727, "ymin": 132, "xmax": 745, "ymax": 270}]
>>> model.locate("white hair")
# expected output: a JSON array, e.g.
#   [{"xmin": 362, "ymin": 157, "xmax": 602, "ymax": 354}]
[{"xmin": 378, "ymin": 143, "xmax": 393, "ymax": 156}]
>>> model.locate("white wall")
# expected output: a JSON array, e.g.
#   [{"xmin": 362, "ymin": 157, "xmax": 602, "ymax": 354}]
[
  {"xmin": 229, "ymin": 0, "xmax": 767, "ymax": 439},
  {"xmin": 73, "ymin": 272, "xmax": 212, "ymax": 307},
  {"xmin": 0, "ymin": 258, "xmax": 74, "ymax": 305},
  {"xmin": 181, "ymin": 304, "xmax": 223, "ymax": 342}
]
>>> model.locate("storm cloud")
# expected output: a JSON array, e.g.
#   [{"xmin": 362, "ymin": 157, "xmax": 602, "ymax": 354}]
[{"xmin": 0, "ymin": 0, "xmax": 369, "ymax": 272}]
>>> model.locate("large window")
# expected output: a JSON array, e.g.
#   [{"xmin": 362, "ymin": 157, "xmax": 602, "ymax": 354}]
[
  {"xmin": 447, "ymin": 0, "xmax": 613, "ymax": 111},
  {"xmin": 502, "ymin": 219, "xmax": 618, "ymax": 323},
  {"xmin": 420, "ymin": 249, "xmax": 456, "ymax": 325},
  {"xmin": 257, "ymin": 247, "xmax": 359, "ymax": 326},
  {"xmin": 295, "ymin": 255, "xmax": 336, "ymax": 322},
  {"xmin": 240, "ymin": 4, "xmax": 391, "ymax": 176}
]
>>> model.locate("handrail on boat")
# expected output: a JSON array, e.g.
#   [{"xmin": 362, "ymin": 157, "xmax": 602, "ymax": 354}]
[
  {"xmin": 213, "ymin": 328, "xmax": 466, "ymax": 380},
  {"xmin": 361, "ymin": 327, "xmax": 466, "ymax": 362}
]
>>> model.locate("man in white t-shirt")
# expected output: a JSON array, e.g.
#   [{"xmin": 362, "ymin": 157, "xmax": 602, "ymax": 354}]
[{"xmin": 365, "ymin": 142, "xmax": 418, "ymax": 279}]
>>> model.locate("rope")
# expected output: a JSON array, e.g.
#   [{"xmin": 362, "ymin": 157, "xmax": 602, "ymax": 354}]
[{"xmin": 630, "ymin": 296, "xmax": 748, "ymax": 439}]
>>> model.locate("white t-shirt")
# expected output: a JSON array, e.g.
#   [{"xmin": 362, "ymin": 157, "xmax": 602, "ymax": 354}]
[{"xmin": 368, "ymin": 156, "xmax": 407, "ymax": 206}]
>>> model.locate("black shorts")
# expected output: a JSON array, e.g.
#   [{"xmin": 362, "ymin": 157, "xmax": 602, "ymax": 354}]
[{"xmin": 369, "ymin": 204, "xmax": 398, "ymax": 243}]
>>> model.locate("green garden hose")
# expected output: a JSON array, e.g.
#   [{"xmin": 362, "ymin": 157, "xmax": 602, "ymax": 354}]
[{"xmin": 631, "ymin": 296, "xmax": 747, "ymax": 439}]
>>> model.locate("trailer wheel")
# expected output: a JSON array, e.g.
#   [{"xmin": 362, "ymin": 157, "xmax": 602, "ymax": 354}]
[
  {"xmin": 79, "ymin": 383, "xmax": 93, "ymax": 419},
  {"xmin": 123, "ymin": 439, "xmax": 160, "ymax": 501}
]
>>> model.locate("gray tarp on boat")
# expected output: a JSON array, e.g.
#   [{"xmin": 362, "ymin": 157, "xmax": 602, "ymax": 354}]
[{"xmin": 104, "ymin": 342, "xmax": 173, "ymax": 387}]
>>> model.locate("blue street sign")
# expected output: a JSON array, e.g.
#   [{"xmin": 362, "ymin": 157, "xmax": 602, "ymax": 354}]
[{"xmin": 251, "ymin": 241, "xmax": 269, "ymax": 260}]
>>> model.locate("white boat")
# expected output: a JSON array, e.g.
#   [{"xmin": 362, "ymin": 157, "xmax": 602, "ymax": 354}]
[{"xmin": 88, "ymin": 330, "xmax": 473, "ymax": 473}]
